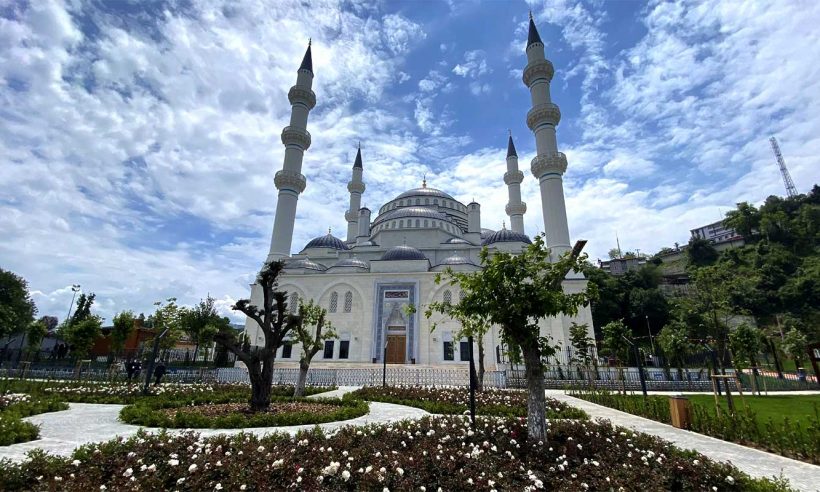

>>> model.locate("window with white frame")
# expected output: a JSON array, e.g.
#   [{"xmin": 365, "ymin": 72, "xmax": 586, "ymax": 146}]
[
  {"xmin": 443, "ymin": 289, "xmax": 452, "ymax": 304},
  {"xmin": 329, "ymin": 291, "xmax": 338, "ymax": 313}
]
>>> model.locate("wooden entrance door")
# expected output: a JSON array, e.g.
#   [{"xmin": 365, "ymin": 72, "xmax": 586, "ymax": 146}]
[{"xmin": 385, "ymin": 335, "xmax": 406, "ymax": 364}]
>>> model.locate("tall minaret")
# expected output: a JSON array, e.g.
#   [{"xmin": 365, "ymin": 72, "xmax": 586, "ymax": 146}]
[
  {"xmin": 267, "ymin": 41, "xmax": 316, "ymax": 261},
  {"xmin": 523, "ymin": 14, "xmax": 571, "ymax": 258},
  {"xmin": 504, "ymin": 133, "xmax": 527, "ymax": 235},
  {"xmin": 345, "ymin": 145, "xmax": 365, "ymax": 243}
]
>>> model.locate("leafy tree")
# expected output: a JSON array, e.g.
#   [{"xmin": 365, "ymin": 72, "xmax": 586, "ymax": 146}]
[
  {"xmin": 146, "ymin": 299, "xmax": 184, "ymax": 351},
  {"xmin": 0, "ymin": 268, "xmax": 37, "ymax": 342},
  {"xmin": 724, "ymin": 202, "xmax": 761, "ymax": 240},
  {"xmin": 39, "ymin": 316, "xmax": 58, "ymax": 332},
  {"xmin": 111, "ymin": 311, "xmax": 135, "ymax": 358},
  {"xmin": 25, "ymin": 319, "xmax": 48, "ymax": 360},
  {"xmin": 781, "ymin": 328, "xmax": 808, "ymax": 368},
  {"xmin": 427, "ymin": 235, "xmax": 595, "ymax": 442},
  {"xmin": 292, "ymin": 299, "xmax": 336, "ymax": 397},
  {"xmin": 687, "ymin": 237, "xmax": 719, "ymax": 268},
  {"xmin": 67, "ymin": 293, "xmax": 96, "ymax": 327},
  {"xmin": 213, "ymin": 261, "xmax": 300, "ymax": 411},
  {"xmin": 607, "ymin": 248, "xmax": 622, "ymax": 259},
  {"xmin": 180, "ymin": 296, "xmax": 225, "ymax": 362},
  {"xmin": 569, "ymin": 322, "xmax": 596, "ymax": 383},
  {"xmin": 728, "ymin": 323, "xmax": 762, "ymax": 370},
  {"xmin": 657, "ymin": 321, "xmax": 691, "ymax": 380},
  {"xmin": 64, "ymin": 316, "xmax": 102, "ymax": 359},
  {"xmin": 601, "ymin": 320, "xmax": 631, "ymax": 365}
]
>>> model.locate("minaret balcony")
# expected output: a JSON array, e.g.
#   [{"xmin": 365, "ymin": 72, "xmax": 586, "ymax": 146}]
[
  {"xmin": 347, "ymin": 181, "xmax": 366, "ymax": 194},
  {"xmin": 288, "ymin": 86, "xmax": 317, "ymax": 110},
  {"xmin": 344, "ymin": 209, "xmax": 359, "ymax": 222},
  {"xmin": 526, "ymin": 103, "xmax": 561, "ymax": 130},
  {"xmin": 522, "ymin": 59, "xmax": 554, "ymax": 87},
  {"xmin": 531, "ymin": 152, "xmax": 568, "ymax": 178},
  {"xmin": 274, "ymin": 170, "xmax": 307, "ymax": 193},
  {"xmin": 281, "ymin": 126, "xmax": 312, "ymax": 150},
  {"xmin": 503, "ymin": 170, "xmax": 524, "ymax": 185},
  {"xmin": 505, "ymin": 202, "xmax": 527, "ymax": 216}
]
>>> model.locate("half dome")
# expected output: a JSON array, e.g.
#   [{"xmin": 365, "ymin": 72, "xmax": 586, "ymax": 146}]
[
  {"xmin": 332, "ymin": 258, "xmax": 370, "ymax": 270},
  {"xmin": 481, "ymin": 229, "xmax": 532, "ymax": 246},
  {"xmin": 283, "ymin": 258, "xmax": 326, "ymax": 271},
  {"xmin": 443, "ymin": 237, "xmax": 471, "ymax": 245},
  {"xmin": 438, "ymin": 255, "xmax": 477, "ymax": 266},
  {"xmin": 303, "ymin": 233, "xmax": 349, "ymax": 251},
  {"xmin": 380, "ymin": 245, "xmax": 427, "ymax": 261},
  {"xmin": 372, "ymin": 206, "xmax": 448, "ymax": 225}
]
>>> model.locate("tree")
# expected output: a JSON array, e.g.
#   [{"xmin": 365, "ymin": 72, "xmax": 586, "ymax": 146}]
[
  {"xmin": 569, "ymin": 322, "xmax": 595, "ymax": 383},
  {"xmin": 657, "ymin": 321, "xmax": 691, "ymax": 381},
  {"xmin": 607, "ymin": 247, "xmax": 622, "ymax": 259},
  {"xmin": 292, "ymin": 299, "xmax": 335, "ymax": 397},
  {"xmin": 781, "ymin": 328, "xmax": 808, "ymax": 368},
  {"xmin": 111, "ymin": 311, "xmax": 135, "ymax": 358},
  {"xmin": 180, "ymin": 296, "xmax": 225, "ymax": 363},
  {"xmin": 67, "ymin": 293, "xmax": 96, "ymax": 327},
  {"xmin": 427, "ymin": 235, "xmax": 595, "ymax": 442},
  {"xmin": 0, "ymin": 268, "xmax": 37, "ymax": 342},
  {"xmin": 64, "ymin": 316, "xmax": 102, "ymax": 359},
  {"xmin": 724, "ymin": 202, "xmax": 760, "ymax": 240},
  {"xmin": 601, "ymin": 320, "xmax": 631, "ymax": 365},
  {"xmin": 213, "ymin": 261, "xmax": 300, "ymax": 412},
  {"xmin": 687, "ymin": 237, "xmax": 719, "ymax": 268},
  {"xmin": 25, "ymin": 319, "xmax": 48, "ymax": 360},
  {"xmin": 146, "ymin": 299, "xmax": 184, "ymax": 352},
  {"xmin": 39, "ymin": 316, "xmax": 58, "ymax": 332},
  {"xmin": 728, "ymin": 323, "xmax": 762, "ymax": 370}
]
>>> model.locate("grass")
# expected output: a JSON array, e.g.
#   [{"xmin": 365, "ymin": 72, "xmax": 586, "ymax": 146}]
[{"xmin": 684, "ymin": 394, "xmax": 820, "ymax": 431}]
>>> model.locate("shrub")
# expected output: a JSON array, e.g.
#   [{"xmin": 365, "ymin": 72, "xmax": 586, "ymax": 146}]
[{"xmin": 0, "ymin": 394, "xmax": 68, "ymax": 446}]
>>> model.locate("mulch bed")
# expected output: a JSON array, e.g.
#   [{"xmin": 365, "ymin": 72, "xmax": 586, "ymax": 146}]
[{"xmin": 160, "ymin": 401, "xmax": 338, "ymax": 418}]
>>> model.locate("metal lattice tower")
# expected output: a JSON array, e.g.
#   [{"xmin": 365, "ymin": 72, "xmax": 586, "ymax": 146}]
[{"xmin": 769, "ymin": 136, "xmax": 798, "ymax": 198}]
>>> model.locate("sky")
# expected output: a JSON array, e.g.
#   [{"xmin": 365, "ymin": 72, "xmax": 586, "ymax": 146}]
[{"xmin": 1, "ymin": 0, "xmax": 819, "ymax": 324}]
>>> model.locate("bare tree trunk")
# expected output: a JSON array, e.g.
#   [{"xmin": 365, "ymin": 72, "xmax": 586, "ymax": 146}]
[
  {"xmin": 477, "ymin": 337, "xmax": 485, "ymax": 392},
  {"xmin": 294, "ymin": 359, "xmax": 310, "ymax": 397},
  {"xmin": 249, "ymin": 359, "xmax": 274, "ymax": 412},
  {"xmin": 522, "ymin": 339, "xmax": 547, "ymax": 442}
]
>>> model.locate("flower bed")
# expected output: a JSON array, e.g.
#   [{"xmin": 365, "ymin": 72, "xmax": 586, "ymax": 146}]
[
  {"xmin": 0, "ymin": 394, "xmax": 68, "ymax": 446},
  {"xmin": 0, "ymin": 416, "xmax": 792, "ymax": 491},
  {"xmin": 348, "ymin": 385, "xmax": 588, "ymax": 419},
  {"xmin": 571, "ymin": 389, "xmax": 820, "ymax": 464},
  {"xmin": 120, "ymin": 395, "xmax": 369, "ymax": 428}
]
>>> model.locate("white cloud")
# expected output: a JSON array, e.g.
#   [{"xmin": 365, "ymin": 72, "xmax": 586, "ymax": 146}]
[{"xmin": 452, "ymin": 50, "xmax": 489, "ymax": 78}]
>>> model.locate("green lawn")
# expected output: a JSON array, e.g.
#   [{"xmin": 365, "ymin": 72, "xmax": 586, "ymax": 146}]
[{"xmin": 686, "ymin": 394, "xmax": 820, "ymax": 428}]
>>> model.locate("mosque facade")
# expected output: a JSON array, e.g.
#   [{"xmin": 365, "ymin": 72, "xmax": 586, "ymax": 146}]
[{"xmin": 243, "ymin": 17, "xmax": 594, "ymax": 369}]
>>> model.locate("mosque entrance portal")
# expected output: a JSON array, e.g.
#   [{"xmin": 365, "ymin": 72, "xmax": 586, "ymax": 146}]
[{"xmin": 385, "ymin": 334, "xmax": 406, "ymax": 364}]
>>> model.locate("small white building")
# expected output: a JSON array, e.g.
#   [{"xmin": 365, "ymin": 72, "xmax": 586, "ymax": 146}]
[{"xmin": 244, "ymin": 17, "xmax": 594, "ymax": 370}]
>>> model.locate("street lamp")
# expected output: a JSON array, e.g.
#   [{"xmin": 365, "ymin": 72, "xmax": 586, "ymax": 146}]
[
  {"xmin": 64, "ymin": 284, "xmax": 81, "ymax": 325},
  {"xmin": 645, "ymin": 315, "xmax": 656, "ymax": 355}
]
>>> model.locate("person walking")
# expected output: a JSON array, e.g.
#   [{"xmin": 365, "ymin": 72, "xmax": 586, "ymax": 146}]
[
  {"xmin": 153, "ymin": 362, "xmax": 167, "ymax": 386},
  {"xmin": 125, "ymin": 359, "xmax": 135, "ymax": 381}
]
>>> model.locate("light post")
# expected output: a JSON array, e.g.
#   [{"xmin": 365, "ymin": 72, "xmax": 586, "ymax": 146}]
[
  {"xmin": 645, "ymin": 315, "xmax": 656, "ymax": 355},
  {"xmin": 382, "ymin": 339, "xmax": 389, "ymax": 388},
  {"xmin": 64, "ymin": 284, "xmax": 81, "ymax": 326},
  {"xmin": 622, "ymin": 334, "xmax": 647, "ymax": 397},
  {"xmin": 467, "ymin": 335, "xmax": 477, "ymax": 429}
]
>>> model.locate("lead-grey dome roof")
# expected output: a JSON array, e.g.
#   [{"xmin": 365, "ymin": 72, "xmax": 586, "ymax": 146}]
[
  {"xmin": 283, "ymin": 258, "xmax": 327, "ymax": 271},
  {"xmin": 438, "ymin": 255, "xmax": 477, "ymax": 266},
  {"xmin": 380, "ymin": 245, "xmax": 428, "ymax": 261},
  {"xmin": 332, "ymin": 258, "xmax": 370, "ymax": 270},
  {"xmin": 443, "ymin": 237, "xmax": 471, "ymax": 245},
  {"xmin": 481, "ymin": 229, "xmax": 532, "ymax": 246},
  {"xmin": 394, "ymin": 187, "xmax": 456, "ymax": 201},
  {"xmin": 373, "ymin": 206, "xmax": 449, "ymax": 225},
  {"xmin": 303, "ymin": 233, "xmax": 349, "ymax": 251}
]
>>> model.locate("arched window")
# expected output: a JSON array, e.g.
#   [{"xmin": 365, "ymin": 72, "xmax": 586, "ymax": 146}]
[
  {"xmin": 329, "ymin": 291, "xmax": 338, "ymax": 313},
  {"xmin": 459, "ymin": 291, "xmax": 466, "ymax": 301},
  {"xmin": 443, "ymin": 289, "xmax": 452, "ymax": 304},
  {"xmin": 434, "ymin": 199, "xmax": 439, "ymax": 205},
  {"xmin": 344, "ymin": 291, "xmax": 352, "ymax": 313},
  {"xmin": 399, "ymin": 220, "xmax": 404, "ymax": 228},
  {"xmin": 425, "ymin": 198, "xmax": 430, "ymax": 205},
  {"xmin": 424, "ymin": 219, "xmax": 428, "ymax": 227},
  {"xmin": 415, "ymin": 219, "xmax": 420, "ymax": 227},
  {"xmin": 416, "ymin": 198, "xmax": 421, "ymax": 205},
  {"xmin": 289, "ymin": 293, "xmax": 299, "ymax": 314}
]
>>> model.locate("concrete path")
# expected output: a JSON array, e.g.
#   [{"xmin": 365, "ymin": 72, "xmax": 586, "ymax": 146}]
[
  {"xmin": 0, "ymin": 399, "xmax": 427, "ymax": 463},
  {"xmin": 306, "ymin": 385, "xmax": 361, "ymax": 399},
  {"xmin": 547, "ymin": 391, "xmax": 820, "ymax": 492}
]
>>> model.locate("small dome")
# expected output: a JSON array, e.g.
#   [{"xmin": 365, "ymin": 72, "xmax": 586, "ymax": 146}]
[
  {"xmin": 480, "ymin": 228, "xmax": 495, "ymax": 240},
  {"xmin": 373, "ymin": 206, "xmax": 448, "ymax": 225},
  {"xmin": 380, "ymin": 245, "xmax": 427, "ymax": 261},
  {"xmin": 438, "ymin": 255, "xmax": 477, "ymax": 266},
  {"xmin": 332, "ymin": 258, "xmax": 370, "ymax": 270},
  {"xmin": 283, "ymin": 258, "xmax": 326, "ymax": 271},
  {"xmin": 303, "ymin": 233, "xmax": 349, "ymax": 251},
  {"xmin": 444, "ymin": 237, "xmax": 470, "ymax": 245},
  {"xmin": 481, "ymin": 229, "xmax": 532, "ymax": 246}
]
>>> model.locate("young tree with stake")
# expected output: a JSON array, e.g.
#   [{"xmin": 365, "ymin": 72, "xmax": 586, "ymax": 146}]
[{"xmin": 292, "ymin": 299, "xmax": 336, "ymax": 397}]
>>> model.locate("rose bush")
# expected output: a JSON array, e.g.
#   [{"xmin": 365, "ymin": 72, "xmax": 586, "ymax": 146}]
[
  {"xmin": 0, "ymin": 416, "xmax": 792, "ymax": 491},
  {"xmin": 0, "ymin": 394, "xmax": 68, "ymax": 446},
  {"xmin": 349, "ymin": 385, "xmax": 587, "ymax": 419}
]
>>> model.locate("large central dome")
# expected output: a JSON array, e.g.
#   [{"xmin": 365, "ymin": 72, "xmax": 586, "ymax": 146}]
[{"xmin": 394, "ymin": 187, "xmax": 455, "ymax": 201}]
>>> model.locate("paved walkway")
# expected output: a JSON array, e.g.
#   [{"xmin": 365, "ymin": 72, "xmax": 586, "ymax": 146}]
[
  {"xmin": 547, "ymin": 391, "xmax": 820, "ymax": 492},
  {"xmin": 0, "ymin": 397, "xmax": 427, "ymax": 463}
]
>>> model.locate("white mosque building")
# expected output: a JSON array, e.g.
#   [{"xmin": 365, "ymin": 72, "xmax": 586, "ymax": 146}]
[{"xmin": 244, "ymin": 16, "xmax": 594, "ymax": 369}]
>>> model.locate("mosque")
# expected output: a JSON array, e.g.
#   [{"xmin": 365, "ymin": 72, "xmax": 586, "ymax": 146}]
[{"xmin": 243, "ymin": 16, "xmax": 594, "ymax": 369}]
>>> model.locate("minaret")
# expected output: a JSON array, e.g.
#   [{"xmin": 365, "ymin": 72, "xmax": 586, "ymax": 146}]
[
  {"xmin": 345, "ymin": 144, "xmax": 365, "ymax": 243},
  {"xmin": 523, "ymin": 14, "xmax": 571, "ymax": 258},
  {"xmin": 504, "ymin": 132, "xmax": 527, "ymax": 235},
  {"xmin": 267, "ymin": 41, "xmax": 316, "ymax": 261}
]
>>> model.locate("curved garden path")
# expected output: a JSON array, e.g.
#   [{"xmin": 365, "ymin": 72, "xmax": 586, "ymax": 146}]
[{"xmin": 0, "ymin": 386, "xmax": 427, "ymax": 463}]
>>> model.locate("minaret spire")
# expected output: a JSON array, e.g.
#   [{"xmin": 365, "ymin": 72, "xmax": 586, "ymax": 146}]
[
  {"xmin": 267, "ymin": 40, "xmax": 316, "ymax": 261},
  {"xmin": 504, "ymin": 133, "xmax": 526, "ymax": 234},
  {"xmin": 346, "ymin": 144, "xmax": 366, "ymax": 243},
  {"xmin": 523, "ymin": 15, "xmax": 571, "ymax": 259}
]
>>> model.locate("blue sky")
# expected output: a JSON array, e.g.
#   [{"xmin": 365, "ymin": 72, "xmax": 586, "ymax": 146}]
[{"xmin": 1, "ymin": 0, "xmax": 819, "ymax": 323}]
